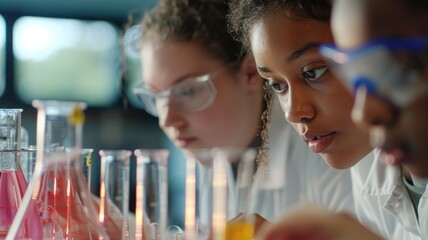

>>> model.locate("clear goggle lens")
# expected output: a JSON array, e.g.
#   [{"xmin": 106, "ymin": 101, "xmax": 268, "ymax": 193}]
[{"xmin": 133, "ymin": 74, "xmax": 217, "ymax": 117}]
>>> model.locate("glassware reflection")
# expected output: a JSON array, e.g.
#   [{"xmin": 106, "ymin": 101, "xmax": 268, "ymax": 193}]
[
  {"xmin": 184, "ymin": 148, "xmax": 258, "ymax": 240},
  {"xmin": 6, "ymin": 100, "xmax": 109, "ymax": 239},
  {"xmin": 99, "ymin": 149, "xmax": 131, "ymax": 239},
  {"xmin": 134, "ymin": 149, "xmax": 170, "ymax": 240},
  {"xmin": 0, "ymin": 108, "xmax": 42, "ymax": 239}
]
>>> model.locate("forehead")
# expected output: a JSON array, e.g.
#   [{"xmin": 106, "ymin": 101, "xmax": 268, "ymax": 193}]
[
  {"xmin": 141, "ymin": 41, "xmax": 213, "ymax": 71},
  {"xmin": 140, "ymin": 41, "xmax": 223, "ymax": 90},
  {"xmin": 332, "ymin": 0, "xmax": 428, "ymax": 49},
  {"xmin": 250, "ymin": 10, "xmax": 331, "ymax": 57}
]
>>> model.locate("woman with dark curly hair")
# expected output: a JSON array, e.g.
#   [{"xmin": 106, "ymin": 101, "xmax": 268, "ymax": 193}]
[
  {"xmin": 228, "ymin": 0, "xmax": 372, "ymax": 169},
  {"xmin": 229, "ymin": 0, "xmax": 424, "ymax": 239},
  {"xmin": 133, "ymin": 0, "xmax": 354, "ymax": 236}
]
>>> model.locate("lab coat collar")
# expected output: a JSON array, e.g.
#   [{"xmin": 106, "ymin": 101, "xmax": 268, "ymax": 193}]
[
  {"xmin": 359, "ymin": 149, "xmax": 421, "ymax": 236},
  {"xmin": 417, "ymin": 185, "xmax": 428, "ymax": 239}
]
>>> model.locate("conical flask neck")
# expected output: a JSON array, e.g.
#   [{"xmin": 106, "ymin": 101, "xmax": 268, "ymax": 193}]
[{"xmin": 33, "ymin": 100, "xmax": 86, "ymax": 152}]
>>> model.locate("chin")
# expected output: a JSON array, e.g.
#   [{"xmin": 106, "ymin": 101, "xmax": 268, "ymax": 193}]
[{"xmin": 321, "ymin": 153, "xmax": 358, "ymax": 170}]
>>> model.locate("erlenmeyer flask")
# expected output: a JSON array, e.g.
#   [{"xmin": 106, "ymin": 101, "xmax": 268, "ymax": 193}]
[
  {"xmin": 0, "ymin": 109, "xmax": 42, "ymax": 239},
  {"xmin": 99, "ymin": 150, "xmax": 131, "ymax": 240},
  {"xmin": 6, "ymin": 100, "xmax": 109, "ymax": 239}
]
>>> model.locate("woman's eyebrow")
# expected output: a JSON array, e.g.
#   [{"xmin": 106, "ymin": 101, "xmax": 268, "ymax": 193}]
[{"xmin": 287, "ymin": 42, "xmax": 321, "ymax": 62}]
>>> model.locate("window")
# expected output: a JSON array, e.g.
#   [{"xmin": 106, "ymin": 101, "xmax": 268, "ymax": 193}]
[
  {"xmin": 0, "ymin": 16, "xmax": 5, "ymax": 97},
  {"xmin": 13, "ymin": 16, "xmax": 121, "ymax": 106}
]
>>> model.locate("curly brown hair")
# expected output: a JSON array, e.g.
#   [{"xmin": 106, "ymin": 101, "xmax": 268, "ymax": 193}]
[
  {"xmin": 228, "ymin": 0, "xmax": 332, "ymax": 54},
  {"xmin": 140, "ymin": 0, "xmax": 244, "ymax": 64},
  {"xmin": 139, "ymin": 0, "xmax": 272, "ymax": 170},
  {"xmin": 256, "ymin": 81, "xmax": 274, "ymax": 176}
]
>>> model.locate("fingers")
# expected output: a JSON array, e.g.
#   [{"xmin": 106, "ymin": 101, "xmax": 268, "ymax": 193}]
[
  {"xmin": 255, "ymin": 204, "xmax": 384, "ymax": 240},
  {"xmin": 255, "ymin": 205, "xmax": 330, "ymax": 240}
]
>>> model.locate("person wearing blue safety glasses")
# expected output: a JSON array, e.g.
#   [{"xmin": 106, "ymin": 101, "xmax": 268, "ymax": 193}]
[
  {"xmin": 247, "ymin": 0, "xmax": 428, "ymax": 239},
  {"xmin": 132, "ymin": 0, "xmax": 356, "ymax": 234},
  {"xmin": 324, "ymin": 0, "xmax": 428, "ymax": 238},
  {"xmin": 326, "ymin": 0, "xmax": 428, "ymax": 179}
]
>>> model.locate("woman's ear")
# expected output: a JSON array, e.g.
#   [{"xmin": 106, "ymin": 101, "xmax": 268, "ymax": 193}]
[{"xmin": 239, "ymin": 55, "xmax": 263, "ymax": 90}]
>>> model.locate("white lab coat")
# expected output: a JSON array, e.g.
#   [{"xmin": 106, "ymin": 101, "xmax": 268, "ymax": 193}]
[
  {"xmin": 252, "ymin": 98, "xmax": 355, "ymax": 221},
  {"xmin": 351, "ymin": 149, "xmax": 428, "ymax": 240},
  {"xmin": 419, "ymin": 186, "xmax": 428, "ymax": 240}
]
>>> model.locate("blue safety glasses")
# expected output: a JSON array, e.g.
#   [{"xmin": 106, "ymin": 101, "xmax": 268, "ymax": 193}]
[{"xmin": 319, "ymin": 37, "xmax": 428, "ymax": 106}]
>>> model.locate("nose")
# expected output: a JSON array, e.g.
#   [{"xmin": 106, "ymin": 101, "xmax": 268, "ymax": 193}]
[
  {"xmin": 351, "ymin": 85, "xmax": 397, "ymax": 130},
  {"xmin": 284, "ymin": 88, "xmax": 316, "ymax": 124},
  {"xmin": 158, "ymin": 104, "xmax": 186, "ymax": 129}
]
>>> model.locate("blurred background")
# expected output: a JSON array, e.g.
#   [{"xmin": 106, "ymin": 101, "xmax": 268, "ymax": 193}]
[{"xmin": 0, "ymin": 0, "xmax": 187, "ymax": 227}]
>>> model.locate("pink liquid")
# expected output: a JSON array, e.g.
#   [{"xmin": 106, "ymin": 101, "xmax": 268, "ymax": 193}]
[
  {"xmin": 38, "ymin": 162, "xmax": 103, "ymax": 239},
  {"xmin": 0, "ymin": 169, "xmax": 43, "ymax": 239}
]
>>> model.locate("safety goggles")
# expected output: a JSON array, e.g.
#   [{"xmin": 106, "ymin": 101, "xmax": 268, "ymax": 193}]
[
  {"xmin": 319, "ymin": 37, "xmax": 428, "ymax": 107},
  {"xmin": 133, "ymin": 62, "xmax": 238, "ymax": 117}
]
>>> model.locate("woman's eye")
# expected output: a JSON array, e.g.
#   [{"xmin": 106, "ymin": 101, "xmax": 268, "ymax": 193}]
[
  {"xmin": 303, "ymin": 66, "xmax": 328, "ymax": 81},
  {"xmin": 270, "ymin": 81, "xmax": 288, "ymax": 93},
  {"xmin": 178, "ymin": 86, "xmax": 197, "ymax": 97}
]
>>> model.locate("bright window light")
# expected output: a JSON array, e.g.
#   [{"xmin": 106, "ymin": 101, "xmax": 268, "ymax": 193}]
[{"xmin": 13, "ymin": 16, "xmax": 121, "ymax": 106}]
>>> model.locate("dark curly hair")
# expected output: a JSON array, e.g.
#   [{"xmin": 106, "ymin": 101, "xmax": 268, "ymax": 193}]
[
  {"xmin": 140, "ymin": 0, "xmax": 244, "ymax": 64},
  {"xmin": 228, "ymin": 0, "xmax": 332, "ymax": 54},
  {"xmin": 227, "ymin": 0, "xmax": 331, "ymax": 174}
]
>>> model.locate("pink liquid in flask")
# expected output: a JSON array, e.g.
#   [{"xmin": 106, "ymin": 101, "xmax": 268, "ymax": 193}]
[
  {"xmin": 37, "ymin": 156, "xmax": 104, "ymax": 239},
  {"xmin": 0, "ymin": 169, "xmax": 43, "ymax": 239}
]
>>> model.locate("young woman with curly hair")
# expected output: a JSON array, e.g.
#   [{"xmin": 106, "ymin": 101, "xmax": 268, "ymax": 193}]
[{"xmin": 229, "ymin": 0, "xmax": 425, "ymax": 239}]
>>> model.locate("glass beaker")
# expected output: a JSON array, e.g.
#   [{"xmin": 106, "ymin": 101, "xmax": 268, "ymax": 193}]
[
  {"xmin": 214, "ymin": 148, "xmax": 257, "ymax": 240},
  {"xmin": 134, "ymin": 149, "xmax": 169, "ymax": 240},
  {"xmin": 6, "ymin": 100, "xmax": 109, "ymax": 240},
  {"xmin": 183, "ymin": 149, "xmax": 213, "ymax": 240},
  {"xmin": 184, "ymin": 148, "xmax": 257, "ymax": 240},
  {"xmin": 0, "ymin": 109, "xmax": 43, "ymax": 239},
  {"xmin": 99, "ymin": 149, "xmax": 131, "ymax": 240}
]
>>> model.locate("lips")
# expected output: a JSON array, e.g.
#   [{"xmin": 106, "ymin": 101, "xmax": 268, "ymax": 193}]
[{"xmin": 302, "ymin": 131, "xmax": 336, "ymax": 153}]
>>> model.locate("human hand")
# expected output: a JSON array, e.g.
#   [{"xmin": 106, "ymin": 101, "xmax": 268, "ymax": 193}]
[{"xmin": 255, "ymin": 204, "xmax": 384, "ymax": 240}]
